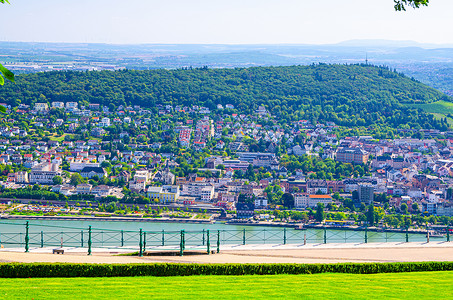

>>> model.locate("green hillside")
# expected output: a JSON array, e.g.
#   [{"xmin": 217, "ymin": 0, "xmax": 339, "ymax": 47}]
[
  {"xmin": 405, "ymin": 100, "xmax": 453, "ymax": 128},
  {"xmin": 0, "ymin": 64, "xmax": 450, "ymax": 130},
  {"xmin": 406, "ymin": 100, "xmax": 453, "ymax": 114}
]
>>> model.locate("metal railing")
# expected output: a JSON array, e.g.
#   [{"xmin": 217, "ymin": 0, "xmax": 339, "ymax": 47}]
[{"xmin": 0, "ymin": 221, "xmax": 450, "ymax": 256}]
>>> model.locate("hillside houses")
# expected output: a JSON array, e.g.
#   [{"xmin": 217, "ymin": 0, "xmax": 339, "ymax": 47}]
[{"xmin": 2, "ymin": 100, "xmax": 453, "ymax": 218}]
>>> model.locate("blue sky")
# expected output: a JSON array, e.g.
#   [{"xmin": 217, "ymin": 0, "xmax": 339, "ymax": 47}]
[{"xmin": 0, "ymin": 0, "xmax": 452, "ymax": 44}]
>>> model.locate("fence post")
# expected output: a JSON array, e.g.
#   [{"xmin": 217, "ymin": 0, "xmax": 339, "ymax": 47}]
[
  {"xmin": 406, "ymin": 227, "xmax": 409, "ymax": 243},
  {"xmin": 202, "ymin": 229, "xmax": 205, "ymax": 246},
  {"xmin": 427, "ymin": 230, "xmax": 430, "ymax": 243},
  {"xmin": 88, "ymin": 225, "xmax": 92, "ymax": 256},
  {"xmin": 243, "ymin": 228, "xmax": 246, "ymax": 245},
  {"xmin": 25, "ymin": 221, "xmax": 29, "ymax": 253},
  {"xmin": 162, "ymin": 229, "xmax": 165, "ymax": 246},
  {"xmin": 143, "ymin": 232, "xmax": 147, "ymax": 252},
  {"xmin": 182, "ymin": 230, "xmax": 185, "ymax": 250},
  {"xmin": 81, "ymin": 230, "xmax": 84, "ymax": 247},
  {"xmin": 120, "ymin": 230, "xmax": 124, "ymax": 247},
  {"xmin": 283, "ymin": 228, "xmax": 287, "ymax": 245},
  {"xmin": 217, "ymin": 230, "xmax": 220, "ymax": 253},
  {"xmin": 139, "ymin": 228, "xmax": 143, "ymax": 257},
  {"xmin": 40, "ymin": 231, "xmax": 44, "ymax": 248},
  {"xmin": 207, "ymin": 229, "xmax": 210, "ymax": 254},
  {"xmin": 365, "ymin": 226, "xmax": 368, "ymax": 244},
  {"xmin": 323, "ymin": 227, "xmax": 327, "ymax": 244},
  {"xmin": 304, "ymin": 233, "xmax": 307, "ymax": 245},
  {"xmin": 447, "ymin": 226, "xmax": 451, "ymax": 242},
  {"xmin": 179, "ymin": 230, "xmax": 184, "ymax": 257}
]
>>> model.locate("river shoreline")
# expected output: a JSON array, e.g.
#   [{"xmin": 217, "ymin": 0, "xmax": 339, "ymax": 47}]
[
  {"xmin": 227, "ymin": 221, "xmax": 431, "ymax": 235},
  {"xmin": 0, "ymin": 214, "xmax": 214, "ymax": 224}
]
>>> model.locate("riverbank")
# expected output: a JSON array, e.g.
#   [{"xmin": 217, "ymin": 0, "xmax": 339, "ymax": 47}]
[
  {"xmin": 0, "ymin": 214, "xmax": 214, "ymax": 224},
  {"xmin": 302, "ymin": 223, "xmax": 430, "ymax": 235},
  {"xmin": 228, "ymin": 221, "xmax": 431, "ymax": 235}
]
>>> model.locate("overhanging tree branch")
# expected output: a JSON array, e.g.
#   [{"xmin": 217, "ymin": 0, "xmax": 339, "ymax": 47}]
[{"xmin": 394, "ymin": 0, "xmax": 429, "ymax": 11}]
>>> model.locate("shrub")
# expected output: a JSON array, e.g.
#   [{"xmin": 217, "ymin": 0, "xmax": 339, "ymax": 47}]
[{"xmin": 0, "ymin": 262, "xmax": 453, "ymax": 278}]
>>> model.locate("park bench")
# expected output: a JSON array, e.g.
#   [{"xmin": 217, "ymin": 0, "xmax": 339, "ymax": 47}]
[{"xmin": 52, "ymin": 249, "xmax": 64, "ymax": 254}]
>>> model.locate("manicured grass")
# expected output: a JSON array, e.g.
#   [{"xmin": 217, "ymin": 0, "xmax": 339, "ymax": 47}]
[
  {"xmin": 48, "ymin": 133, "xmax": 68, "ymax": 142},
  {"xmin": 1, "ymin": 271, "xmax": 452, "ymax": 299}
]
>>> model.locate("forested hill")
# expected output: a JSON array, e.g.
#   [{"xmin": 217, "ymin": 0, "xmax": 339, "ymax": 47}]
[{"xmin": 0, "ymin": 64, "xmax": 450, "ymax": 130}]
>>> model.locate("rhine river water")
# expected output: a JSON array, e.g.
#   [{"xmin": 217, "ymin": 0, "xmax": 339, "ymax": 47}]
[{"xmin": 0, "ymin": 219, "xmax": 435, "ymax": 249}]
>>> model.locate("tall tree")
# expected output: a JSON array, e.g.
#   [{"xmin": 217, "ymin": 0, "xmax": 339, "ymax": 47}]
[
  {"xmin": 281, "ymin": 193, "xmax": 295, "ymax": 209},
  {"xmin": 315, "ymin": 203, "xmax": 325, "ymax": 223},
  {"xmin": 401, "ymin": 203, "xmax": 409, "ymax": 215}
]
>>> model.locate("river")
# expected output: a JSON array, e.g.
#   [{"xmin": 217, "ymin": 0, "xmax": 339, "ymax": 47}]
[{"xmin": 0, "ymin": 219, "xmax": 437, "ymax": 249}]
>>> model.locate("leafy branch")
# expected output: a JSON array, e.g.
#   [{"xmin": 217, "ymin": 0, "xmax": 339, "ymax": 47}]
[
  {"xmin": 0, "ymin": 0, "xmax": 14, "ymax": 90},
  {"xmin": 394, "ymin": 0, "xmax": 429, "ymax": 11},
  {"xmin": 0, "ymin": 63, "xmax": 14, "ymax": 86}
]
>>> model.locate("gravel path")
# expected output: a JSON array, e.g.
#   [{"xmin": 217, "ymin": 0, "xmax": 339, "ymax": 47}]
[{"xmin": 1, "ymin": 242, "xmax": 453, "ymax": 264}]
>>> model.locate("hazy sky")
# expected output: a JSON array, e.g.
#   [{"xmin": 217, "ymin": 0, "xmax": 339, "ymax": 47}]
[{"xmin": 0, "ymin": 0, "xmax": 452, "ymax": 44}]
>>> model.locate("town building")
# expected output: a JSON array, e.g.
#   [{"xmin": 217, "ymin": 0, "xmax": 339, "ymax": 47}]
[
  {"xmin": 147, "ymin": 185, "xmax": 180, "ymax": 203},
  {"xmin": 29, "ymin": 163, "xmax": 61, "ymax": 184},
  {"xmin": 80, "ymin": 166, "xmax": 107, "ymax": 178},
  {"xmin": 358, "ymin": 184, "xmax": 375, "ymax": 205},
  {"xmin": 336, "ymin": 147, "xmax": 369, "ymax": 164}
]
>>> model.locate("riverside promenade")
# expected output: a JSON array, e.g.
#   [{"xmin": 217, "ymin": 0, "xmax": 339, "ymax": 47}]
[{"xmin": 1, "ymin": 242, "xmax": 453, "ymax": 264}]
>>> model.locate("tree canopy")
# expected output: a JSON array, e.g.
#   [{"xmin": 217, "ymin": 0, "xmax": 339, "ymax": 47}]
[{"xmin": 0, "ymin": 64, "xmax": 448, "ymax": 131}]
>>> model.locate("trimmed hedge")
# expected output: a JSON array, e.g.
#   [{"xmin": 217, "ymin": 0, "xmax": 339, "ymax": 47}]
[{"xmin": 1, "ymin": 262, "xmax": 453, "ymax": 278}]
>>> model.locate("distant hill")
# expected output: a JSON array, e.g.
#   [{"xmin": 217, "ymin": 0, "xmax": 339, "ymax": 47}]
[
  {"xmin": 2, "ymin": 41, "xmax": 453, "ymax": 96},
  {"xmin": 0, "ymin": 64, "xmax": 450, "ymax": 130}
]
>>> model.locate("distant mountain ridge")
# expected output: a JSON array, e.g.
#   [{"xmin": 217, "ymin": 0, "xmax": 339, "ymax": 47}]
[{"xmin": 2, "ymin": 40, "xmax": 453, "ymax": 97}]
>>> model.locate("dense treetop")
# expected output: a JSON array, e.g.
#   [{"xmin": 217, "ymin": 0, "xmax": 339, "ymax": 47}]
[{"xmin": 0, "ymin": 64, "xmax": 449, "ymax": 130}]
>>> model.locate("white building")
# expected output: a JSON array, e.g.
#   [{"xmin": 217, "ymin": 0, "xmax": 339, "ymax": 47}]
[
  {"xmin": 51, "ymin": 102, "xmax": 65, "ymax": 109},
  {"xmin": 182, "ymin": 182, "xmax": 214, "ymax": 200},
  {"xmin": 29, "ymin": 163, "xmax": 61, "ymax": 184},
  {"xmin": 99, "ymin": 117, "xmax": 111, "ymax": 127},
  {"xmin": 255, "ymin": 197, "xmax": 268, "ymax": 208},
  {"xmin": 70, "ymin": 162, "xmax": 100, "ymax": 172},
  {"xmin": 66, "ymin": 102, "xmax": 78, "ymax": 111},
  {"xmin": 201, "ymin": 186, "xmax": 215, "ymax": 202},
  {"xmin": 308, "ymin": 195, "xmax": 333, "ymax": 208},
  {"xmin": 76, "ymin": 183, "xmax": 93, "ymax": 194},
  {"xmin": 294, "ymin": 193, "xmax": 309, "ymax": 209},
  {"xmin": 34, "ymin": 103, "xmax": 49, "ymax": 112},
  {"xmin": 91, "ymin": 185, "xmax": 112, "ymax": 197},
  {"xmin": 129, "ymin": 180, "xmax": 146, "ymax": 191}
]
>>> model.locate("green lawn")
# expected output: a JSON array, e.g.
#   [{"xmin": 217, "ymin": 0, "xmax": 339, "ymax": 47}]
[
  {"xmin": 1, "ymin": 271, "xmax": 452, "ymax": 299},
  {"xmin": 48, "ymin": 133, "xmax": 68, "ymax": 142}
]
